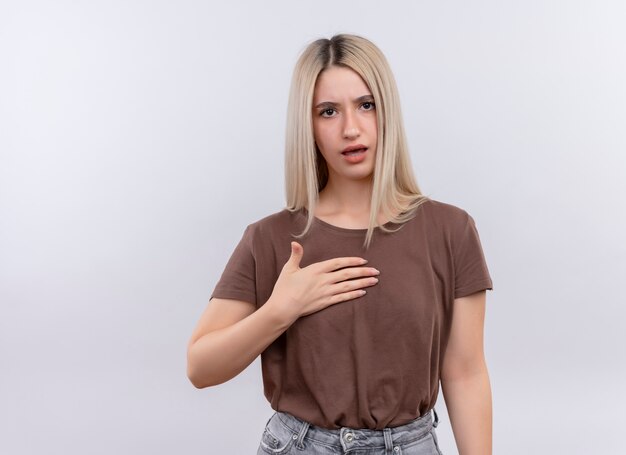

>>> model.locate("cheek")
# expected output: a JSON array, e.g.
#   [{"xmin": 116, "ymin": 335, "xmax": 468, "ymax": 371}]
[
  {"xmin": 368, "ymin": 116, "xmax": 378, "ymax": 135},
  {"xmin": 313, "ymin": 125, "xmax": 333, "ymax": 149}
]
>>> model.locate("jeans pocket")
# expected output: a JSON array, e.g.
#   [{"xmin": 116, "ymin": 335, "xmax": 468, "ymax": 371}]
[
  {"xmin": 430, "ymin": 428, "xmax": 444, "ymax": 455},
  {"xmin": 258, "ymin": 413, "xmax": 297, "ymax": 455},
  {"xmin": 397, "ymin": 429, "xmax": 439, "ymax": 455}
]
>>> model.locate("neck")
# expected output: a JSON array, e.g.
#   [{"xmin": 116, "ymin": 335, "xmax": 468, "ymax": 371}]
[{"xmin": 317, "ymin": 175, "xmax": 374, "ymax": 216}]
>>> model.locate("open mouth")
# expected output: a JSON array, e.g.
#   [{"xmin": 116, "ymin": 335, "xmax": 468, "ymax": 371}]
[{"xmin": 342, "ymin": 148, "xmax": 367, "ymax": 156}]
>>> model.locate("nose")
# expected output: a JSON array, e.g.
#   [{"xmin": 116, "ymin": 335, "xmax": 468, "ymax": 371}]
[{"xmin": 342, "ymin": 110, "xmax": 360, "ymax": 139}]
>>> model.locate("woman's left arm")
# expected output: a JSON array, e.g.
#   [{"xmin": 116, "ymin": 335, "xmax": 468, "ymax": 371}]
[{"xmin": 440, "ymin": 290, "xmax": 492, "ymax": 455}]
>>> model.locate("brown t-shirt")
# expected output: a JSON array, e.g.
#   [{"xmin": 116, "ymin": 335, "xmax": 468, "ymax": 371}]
[{"xmin": 210, "ymin": 198, "xmax": 493, "ymax": 430}]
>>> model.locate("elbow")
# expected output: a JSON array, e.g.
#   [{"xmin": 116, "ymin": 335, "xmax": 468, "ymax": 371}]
[
  {"xmin": 186, "ymin": 346, "xmax": 211, "ymax": 389},
  {"xmin": 187, "ymin": 363, "xmax": 213, "ymax": 389},
  {"xmin": 188, "ymin": 377, "xmax": 208, "ymax": 390},
  {"xmin": 441, "ymin": 355, "xmax": 488, "ymax": 382},
  {"xmin": 187, "ymin": 365, "xmax": 233, "ymax": 389},
  {"xmin": 186, "ymin": 366, "xmax": 203, "ymax": 389},
  {"xmin": 187, "ymin": 355, "xmax": 223, "ymax": 389},
  {"xmin": 186, "ymin": 340, "xmax": 232, "ymax": 388}
]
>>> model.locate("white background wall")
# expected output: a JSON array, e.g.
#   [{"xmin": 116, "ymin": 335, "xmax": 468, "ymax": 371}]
[{"xmin": 1, "ymin": 1, "xmax": 625, "ymax": 453}]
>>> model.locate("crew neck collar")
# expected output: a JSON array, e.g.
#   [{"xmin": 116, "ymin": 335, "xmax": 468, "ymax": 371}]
[{"xmin": 298, "ymin": 207, "xmax": 402, "ymax": 236}]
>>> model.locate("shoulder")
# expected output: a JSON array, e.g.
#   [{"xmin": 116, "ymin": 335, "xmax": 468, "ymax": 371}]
[
  {"xmin": 244, "ymin": 207, "xmax": 302, "ymax": 237},
  {"xmin": 417, "ymin": 197, "xmax": 471, "ymax": 230}
]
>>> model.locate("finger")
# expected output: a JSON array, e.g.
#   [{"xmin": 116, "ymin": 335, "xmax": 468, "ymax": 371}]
[
  {"xmin": 314, "ymin": 257, "xmax": 368, "ymax": 273},
  {"xmin": 329, "ymin": 276, "xmax": 379, "ymax": 295},
  {"xmin": 284, "ymin": 241, "xmax": 304, "ymax": 271},
  {"xmin": 326, "ymin": 288, "xmax": 369, "ymax": 306},
  {"xmin": 326, "ymin": 266, "xmax": 379, "ymax": 284}
]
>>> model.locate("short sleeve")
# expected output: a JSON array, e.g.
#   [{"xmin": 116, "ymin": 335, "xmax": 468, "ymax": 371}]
[
  {"xmin": 453, "ymin": 212, "xmax": 494, "ymax": 299},
  {"xmin": 209, "ymin": 224, "xmax": 257, "ymax": 306}
]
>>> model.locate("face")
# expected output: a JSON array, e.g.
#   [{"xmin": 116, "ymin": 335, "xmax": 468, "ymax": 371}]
[{"xmin": 312, "ymin": 65, "xmax": 378, "ymax": 184}]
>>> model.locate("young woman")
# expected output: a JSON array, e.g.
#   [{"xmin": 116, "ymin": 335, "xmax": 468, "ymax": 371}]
[{"xmin": 187, "ymin": 34, "xmax": 494, "ymax": 455}]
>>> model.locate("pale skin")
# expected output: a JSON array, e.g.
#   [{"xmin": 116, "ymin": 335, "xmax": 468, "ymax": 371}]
[
  {"xmin": 187, "ymin": 65, "xmax": 492, "ymax": 454},
  {"xmin": 441, "ymin": 290, "xmax": 492, "ymax": 455}
]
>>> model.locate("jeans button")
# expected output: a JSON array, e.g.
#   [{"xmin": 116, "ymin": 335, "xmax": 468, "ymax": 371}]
[{"xmin": 344, "ymin": 432, "xmax": 354, "ymax": 442}]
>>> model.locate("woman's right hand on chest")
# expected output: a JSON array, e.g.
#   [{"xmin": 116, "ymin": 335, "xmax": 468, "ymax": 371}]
[{"xmin": 267, "ymin": 241, "xmax": 380, "ymax": 321}]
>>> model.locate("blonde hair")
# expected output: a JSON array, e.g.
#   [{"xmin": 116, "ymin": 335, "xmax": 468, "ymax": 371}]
[{"xmin": 284, "ymin": 33, "xmax": 431, "ymax": 249}]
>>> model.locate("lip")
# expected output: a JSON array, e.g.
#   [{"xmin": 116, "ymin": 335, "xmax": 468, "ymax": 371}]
[{"xmin": 342, "ymin": 144, "xmax": 367, "ymax": 154}]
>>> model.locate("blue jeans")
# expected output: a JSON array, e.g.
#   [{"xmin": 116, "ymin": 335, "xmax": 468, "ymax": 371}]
[{"xmin": 257, "ymin": 408, "xmax": 444, "ymax": 455}]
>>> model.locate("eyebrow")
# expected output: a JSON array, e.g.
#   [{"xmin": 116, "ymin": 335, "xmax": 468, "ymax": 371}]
[{"xmin": 314, "ymin": 95, "xmax": 374, "ymax": 109}]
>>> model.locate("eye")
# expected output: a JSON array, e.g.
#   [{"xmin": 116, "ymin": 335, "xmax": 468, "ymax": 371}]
[
  {"xmin": 362, "ymin": 101, "xmax": 375, "ymax": 110},
  {"xmin": 320, "ymin": 108, "xmax": 336, "ymax": 118}
]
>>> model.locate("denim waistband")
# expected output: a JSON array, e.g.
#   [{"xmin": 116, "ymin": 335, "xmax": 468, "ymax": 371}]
[{"xmin": 273, "ymin": 408, "xmax": 439, "ymax": 452}]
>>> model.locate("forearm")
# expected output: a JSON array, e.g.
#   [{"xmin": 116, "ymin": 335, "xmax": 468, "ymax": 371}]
[
  {"xmin": 441, "ymin": 365, "xmax": 492, "ymax": 455},
  {"xmin": 187, "ymin": 300, "xmax": 296, "ymax": 388}
]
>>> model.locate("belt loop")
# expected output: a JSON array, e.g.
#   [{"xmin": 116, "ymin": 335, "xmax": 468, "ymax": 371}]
[
  {"xmin": 295, "ymin": 420, "xmax": 310, "ymax": 450},
  {"xmin": 432, "ymin": 408, "xmax": 439, "ymax": 428},
  {"xmin": 383, "ymin": 427, "xmax": 394, "ymax": 453},
  {"xmin": 265, "ymin": 411, "xmax": 276, "ymax": 427}
]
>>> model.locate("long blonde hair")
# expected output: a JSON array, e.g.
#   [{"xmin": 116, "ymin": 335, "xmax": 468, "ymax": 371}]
[{"xmin": 285, "ymin": 33, "xmax": 431, "ymax": 249}]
